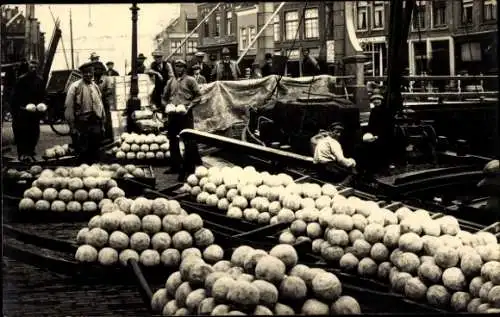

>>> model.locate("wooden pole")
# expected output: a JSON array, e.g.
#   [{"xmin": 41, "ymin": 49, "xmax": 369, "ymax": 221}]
[
  {"xmin": 69, "ymin": 9, "xmax": 75, "ymax": 69},
  {"xmin": 236, "ymin": 2, "xmax": 285, "ymax": 65}
]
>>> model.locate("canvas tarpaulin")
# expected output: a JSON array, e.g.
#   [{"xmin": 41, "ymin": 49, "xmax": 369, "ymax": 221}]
[{"xmin": 193, "ymin": 75, "xmax": 339, "ymax": 133}]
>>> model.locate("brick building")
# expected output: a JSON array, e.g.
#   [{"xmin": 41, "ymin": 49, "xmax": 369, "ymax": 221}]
[
  {"xmin": 349, "ymin": 0, "xmax": 497, "ymax": 79},
  {"xmin": 272, "ymin": 1, "xmax": 334, "ymax": 76},
  {"xmin": 197, "ymin": 3, "xmax": 238, "ymax": 60},
  {"xmin": 153, "ymin": 3, "xmax": 198, "ymax": 62}
]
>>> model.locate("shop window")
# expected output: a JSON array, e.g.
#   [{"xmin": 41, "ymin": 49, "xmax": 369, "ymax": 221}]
[
  {"xmin": 432, "ymin": 1, "xmax": 446, "ymax": 27},
  {"xmin": 187, "ymin": 41, "xmax": 197, "ymax": 54},
  {"xmin": 273, "ymin": 15, "xmax": 280, "ymax": 42},
  {"xmin": 462, "ymin": 0, "xmax": 473, "ymax": 24},
  {"xmin": 483, "ymin": 0, "xmax": 497, "ymax": 21},
  {"xmin": 373, "ymin": 1, "xmax": 385, "ymax": 29},
  {"xmin": 461, "ymin": 42, "xmax": 482, "ymax": 61},
  {"xmin": 187, "ymin": 19, "xmax": 197, "ymax": 32},
  {"xmin": 304, "ymin": 8, "xmax": 319, "ymax": 39},
  {"xmin": 285, "ymin": 11, "xmax": 299, "ymax": 41},
  {"xmin": 356, "ymin": 1, "xmax": 368, "ymax": 31},
  {"xmin": 170, "ymin": 40, "xmax": 181, "ymax": 53}
]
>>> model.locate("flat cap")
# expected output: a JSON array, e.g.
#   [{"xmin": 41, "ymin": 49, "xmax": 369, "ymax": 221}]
[
  {"xmin": 370, "ymin": 94, "xmax": 383, "ymax": 101},
  {"xmin": 328, "ymin": 122, "xmax": 344, "ymax": 131},
  {"xmin": 191, "ymin": 64, "xmax": 201, "ymax": 70},
  {"xmin": 221, "ymin": 47, "xmax": 230, "ymax": 55},
  {"xmin": 152, "ymin": 50, "xmax": 163, "ymax": 57},
  {"xmin": 78, "ymin": 61, "xmax": 95, "ymax": 72},
  {"xmin": 106, "ymin": 61, "xmax": 114, "ymax": 66},
  {"xmin": 195, "ymin": 51, "xmax": 205, "ymax": 57},
  {"xmin": 174, "ymin": 59, "xmax": 187, "ymax": 66}
]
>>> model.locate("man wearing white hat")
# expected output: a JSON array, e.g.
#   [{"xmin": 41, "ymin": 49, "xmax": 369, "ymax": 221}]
[{"xmin": 10, "ymin": 59, "xmax": 46, "ymax": 162}]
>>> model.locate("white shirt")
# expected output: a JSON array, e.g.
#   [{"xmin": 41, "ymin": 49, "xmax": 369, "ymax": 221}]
[{"xmin": 313, "ymin": 136, "xmax": 355, "ymax": 168}]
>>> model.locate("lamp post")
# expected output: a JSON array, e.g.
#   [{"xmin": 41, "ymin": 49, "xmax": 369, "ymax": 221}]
[{"xmin": 127, "ymin": 2, "xmax": 141, "ymax": 133}]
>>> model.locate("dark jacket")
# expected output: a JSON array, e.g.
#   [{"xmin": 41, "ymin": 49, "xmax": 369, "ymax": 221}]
[
  {"xmin": 302, "ymin": 56, "xmax": 321, "ymax": 76},
  {"xmin": 128, "ymin": 64, "xmax": 146, "ymax": 75},
  {"xmin": 106, "ymin": 69, "xmax": 120, "ymax": 76},
  {"xmin": 10, "ymin": 72, "xmax": 46, "ymax": 117},
  {"xmin": 150, "ymin": 61, "xmax": 174, "ymax": 87},
  {"xmin": 261, "ymin": 62, "xmax": 274, "ymax": 77}
]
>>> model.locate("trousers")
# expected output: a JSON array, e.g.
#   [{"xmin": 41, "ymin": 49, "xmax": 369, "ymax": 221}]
[
  {"xmin": 167, "ymin": 111, "xmax": 202, "ymax": 175},
  {"xmin": 12, "ymin": 112, "xmax": 40, "ymax": 157},
  {"xmin": 74, "ymin": 112, "xmax": 104, "ymax": 164}
]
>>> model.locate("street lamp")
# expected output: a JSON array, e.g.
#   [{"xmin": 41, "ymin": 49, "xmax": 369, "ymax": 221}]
[{"xmin": 127, "ymin": 2, "xmax": 140, "ymax": 133}]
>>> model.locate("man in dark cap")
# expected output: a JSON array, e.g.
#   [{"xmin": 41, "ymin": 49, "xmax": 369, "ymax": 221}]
[
  {"xmin": 64, "ymin": 61, "xmax": 106, "ymax": 163},
  {"xmin": 211, "ymin": 47, "xmax": 240, "ymax": 81},
  {"xmin": 147, "ymin": 50, "xmax": 174, "ymax": 108},
  {"xmin": 105, "ymin": 61, "xmax": 120, "ymax": 76},
  {"xmin": 10, "ymin": 59, "xmax": 46, "ymax": 162},
  {"xmin": 302, "ymin": 48, "xmax": 321, "ymax": 77},
  {"xmin": 261, "ymin": 53, "xmax": 274, "ymax": 77},
  {"xmin": 162, "ymin": 59, "xmax": 202, "ymax": 181},
  {"xmin": 89, "ymin": 52, "xmax": 107, "ymax": 75},
  {"xmin": 128, "ymin": 53, "xmax": 147, "ymax": 75},
  {"xmin": 189, "ymin": 51, "xmax": 211, "ymax": 82},
  {"xmin": 192, "ymin": 64, "xmax": 207, "ymax": 84}
]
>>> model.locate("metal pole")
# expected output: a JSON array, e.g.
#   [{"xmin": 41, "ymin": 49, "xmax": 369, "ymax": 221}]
[
  {"xmin": 127, "ymin": 2, "xmax": 140, "ymax": 133},
  {"xmin": 165, "ymin": 3, "xmax": 222, "ymax": 61},
  {"xmin": 69, "ymin": 9, "xmax": 75, "ymax": 69},
  {"xmin": 236, "ymin": 2, "xmax": 285, "ymax": 65}
]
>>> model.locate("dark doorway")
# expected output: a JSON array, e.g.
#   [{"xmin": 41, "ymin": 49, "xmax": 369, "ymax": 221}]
[{"xmin": 430, "ymin": 40, "xmax": 450, "ymax": 91}]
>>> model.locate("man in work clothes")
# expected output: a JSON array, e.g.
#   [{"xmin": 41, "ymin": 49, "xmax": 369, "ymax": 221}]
[
  {"xmin": 10, "ymin": 59, "xmax": 46, "ymax": 163},
  {"xmin": 211, "ymin": 47, "xmax": 241, "ymax": 81},
  {"xmin": 261, "ymin": 53, "xmax": 274, "ymax": 77},
  {"xmin": 105, "ymin": 61, "xmax": 120, "ymax": 76},
  {"xmin": 94, "ymin": 62, "xmax": 115, "ymax": 142},
  {"xmin": 162, "ymin": 59, "xmax": 202, "ymax": 181},
  {"xmin": 189, "ymin": 51, "xmax": 211, "ymax": 82},
  {"xmin": 89, "ymin": 52, "xmax": 107, "ymax": 74},
  {"xmin": 147, "ymin": 50, "xmax": 174, "ymax": 108},
  {"xmin": 64, "ymin": 62, "xmax": 106, "ymax": 163},
  {"xmin": 129, "ymin": 53, "xmax": 147, "ymax": 75}
]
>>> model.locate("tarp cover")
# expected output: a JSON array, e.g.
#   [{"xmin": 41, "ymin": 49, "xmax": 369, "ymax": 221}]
[{"xmin": 194, "ymin": 75, "xmax": 339, "ymax": 133}]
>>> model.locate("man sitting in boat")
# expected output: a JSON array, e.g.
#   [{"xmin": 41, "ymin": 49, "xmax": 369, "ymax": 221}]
[{"xmin": 312, "ymin": 122, "xmax": 357, "ymax": 184}]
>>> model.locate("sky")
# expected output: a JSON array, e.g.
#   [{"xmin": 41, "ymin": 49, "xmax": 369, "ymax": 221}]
[{"xmin": 32, "ymin": 4, "xmax": 180, "ymax": 74}]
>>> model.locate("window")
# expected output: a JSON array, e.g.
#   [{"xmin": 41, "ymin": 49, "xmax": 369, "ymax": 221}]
[
  {"xmin": 187, "ymin": 19, "xmax": 197, "ymax": 32},
  {"xmin": 462, "ymin": 0, "xmax": 473, "ymax": 24},
  {"xmin": 356, "ymin": 1, "xmax": 368, "ymax": 30},
  {"xmin": 483, "ymin": 0, "xmax": 497, "ymax": 21},
  {"xmin": 373, "ymin": 2, "xmax": 385, "ymax": 29},
  {"xmin": 285, "ymin": 11, "xmax": 299, "ymax": 41},
  {"xmin": 273, "ymin": 15, "xmax": 280, "ymax": 42},
  {"xmin": 249, "ymin": 26, "xmax": 256, "ymax": 48},
  {"xmin": 187, "ymin": 41, "xmax": 197, "ymax": 54},
  {"xmin": 240, "ymin": 27, "xmax": 248, "ymax": 50},
  {"xmin": 304, "ymin": 8, "xmax": 319, "ymax": 39},
  {"xmin": 215, "ymin": 13, "xmax": 221, "ymax": 36},
  {"xmin": 412, "ymin": 2, "xmax": 426, "ymax": 30},
  {"xmin": 226, "ymin": 11, "xmax": 232, "ymax": 35},
  {"xmin": 432, "ymin": 1, "xmax": 446, "ymax": 27},
  {"xmin": 170, "ymin": 40, "xmax": 181, "ymax": 53},
  {"xmin": 461, "ymin": 42, "xmax": 482, "ymax": 61},
  {"xmin": 203, "ymin": 9, "xmax": 210, "ymax": 37}
]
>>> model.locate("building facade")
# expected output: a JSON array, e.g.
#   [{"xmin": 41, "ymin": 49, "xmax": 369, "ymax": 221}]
[
  {"xmin": 350, "ymin": 0, "xmax": 497, "ymax": 80},
  {"xmin": 235, "ymin": 4, "xmax": 259, "ymax": 71},
  {"xmin": 153, "ymin": 3, "xmax": 198, "ymax": 62},
  {"xmin": 272, "ymin": 2, "xmax": 334, "ymax": 76},
  {"xmin": 1, "ymin": 5, "xmax": 45, "ymax": 65},
  {"xmin": 197, "ymin": 3, "xmax": 239, "ymax": 60}
]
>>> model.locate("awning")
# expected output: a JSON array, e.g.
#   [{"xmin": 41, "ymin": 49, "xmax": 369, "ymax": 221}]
[{"xmin": 453, "ymin": 30, "xmax": 497, "ymax": 41}]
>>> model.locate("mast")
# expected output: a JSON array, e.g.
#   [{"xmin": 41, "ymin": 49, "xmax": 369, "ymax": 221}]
[{"xmin": 70, "ymin": 9, "xmax": 75, "ymax": 69}]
